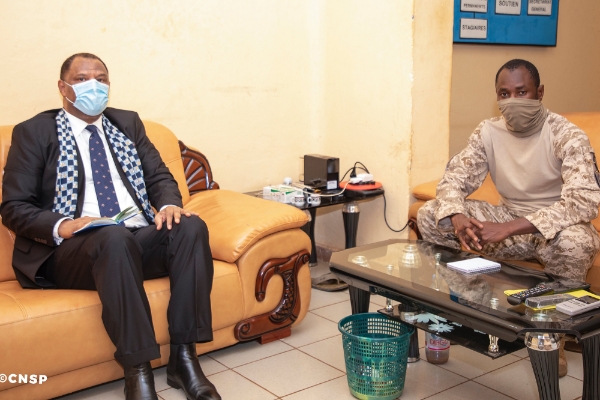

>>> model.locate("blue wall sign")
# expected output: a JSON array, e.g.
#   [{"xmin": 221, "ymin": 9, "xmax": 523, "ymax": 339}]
[{"xmin": 453, "ymin": 0, "xmax": 559, "ymax": 46}]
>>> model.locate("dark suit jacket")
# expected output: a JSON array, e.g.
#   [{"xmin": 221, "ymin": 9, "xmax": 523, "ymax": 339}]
[{"xmin": 0, "ymin": 108, "xmax": 183, "ymax": 288}]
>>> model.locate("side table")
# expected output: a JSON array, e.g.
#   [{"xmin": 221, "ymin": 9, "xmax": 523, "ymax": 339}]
[{"xmin": 244, "ymin": 189, "xmax": 384, "ymax": 266}]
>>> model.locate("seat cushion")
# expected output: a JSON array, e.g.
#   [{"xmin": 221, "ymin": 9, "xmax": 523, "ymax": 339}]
[{"xmin": 0, "ymin": 259, "xmax": 242, "ymax": 391}]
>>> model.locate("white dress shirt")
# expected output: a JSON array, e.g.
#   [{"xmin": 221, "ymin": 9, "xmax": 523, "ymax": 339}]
[{"xmin": 53, "ymin": 110, "xmax": 151, "ymax": 243}]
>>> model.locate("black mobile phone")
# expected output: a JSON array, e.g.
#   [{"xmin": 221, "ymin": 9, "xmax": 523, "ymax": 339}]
[{"xmin": 544, "ymin": 279, "xmax": 590, "ymax": 294}]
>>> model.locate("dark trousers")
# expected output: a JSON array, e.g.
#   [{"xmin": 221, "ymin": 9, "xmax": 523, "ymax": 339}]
[{"xmin": 45, "ymin": 216, "xmax": 214, "ymax": 368}]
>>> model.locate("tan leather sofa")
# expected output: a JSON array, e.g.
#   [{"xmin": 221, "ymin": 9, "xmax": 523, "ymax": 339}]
[
  {"xmin": 408, "ymin": 112, "xmax": 600, "ymax": 287},
  {"xmin": 0, "ymin": 121, "xmax": 311, "ymax": 400}
]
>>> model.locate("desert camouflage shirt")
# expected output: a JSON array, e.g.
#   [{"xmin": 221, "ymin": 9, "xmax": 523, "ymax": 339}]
[{"xmin": 435, "ymin": 111, "xmax": 600, "ymax": 239}]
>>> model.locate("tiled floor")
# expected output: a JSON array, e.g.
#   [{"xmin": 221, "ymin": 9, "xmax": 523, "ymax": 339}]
[{"xmin": 60, "ymin": 288, "xmax": 585, "ymax": 400}]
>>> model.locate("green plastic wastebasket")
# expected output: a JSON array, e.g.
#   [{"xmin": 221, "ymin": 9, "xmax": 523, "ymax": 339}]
[{"xmin": 339, "ymin": 313, "xmax": 413, "ymax": 400}]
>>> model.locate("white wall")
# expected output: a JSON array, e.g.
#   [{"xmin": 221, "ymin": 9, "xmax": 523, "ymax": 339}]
[
  {"xmin": 314, "ymin": 0, "xmax": 454, "ymax": 249},
  {"xmin": 0, "ymin": 0, "xmax": 454, "ymax": 249},
  {"xmin": 0, "ymin": 0, "xmax": 317, "ymax": 190}
]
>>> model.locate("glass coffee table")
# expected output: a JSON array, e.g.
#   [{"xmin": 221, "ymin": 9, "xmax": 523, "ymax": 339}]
[{"xmin": 329, "ymin": 239, "xmax": 600, "ymax": 400}]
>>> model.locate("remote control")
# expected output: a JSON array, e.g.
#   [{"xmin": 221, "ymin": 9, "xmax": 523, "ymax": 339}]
[
  {"xmin": 507, "ymin": 284, "xmax": 554, "ymax": 305},
  {"xmin": 556, "ymin": 295, "xmax": 600, "ymax": 316}
]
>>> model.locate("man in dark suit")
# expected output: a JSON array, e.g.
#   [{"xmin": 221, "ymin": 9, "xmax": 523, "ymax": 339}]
[{"xmin": 1, "ymin": 53, "xmax": 221, "ymax": 400}]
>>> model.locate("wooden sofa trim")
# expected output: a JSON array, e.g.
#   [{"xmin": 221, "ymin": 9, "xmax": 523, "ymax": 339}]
[
  {"xmin": 178, "ymin": 140, "xmax": 311, "ymax": 343},
  {"xmin": 408, "ymin": 218, "xmax": 422, "ymax": 240},
  {"xmin": 178, "ymin": 141, "xmax": 220, "ymax": 194},
  {"xmin": 234, "ymin": 250, "xmax": 310, "ymax": 344}
]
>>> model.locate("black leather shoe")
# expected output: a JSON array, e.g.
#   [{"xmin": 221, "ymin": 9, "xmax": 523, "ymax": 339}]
[
  {"xmin": 124, "ymin": 362, "xmax": 158, "ymax": 400},
  {"xmin": 167, "ymin": 343, "xmax": 221, "ymax": 400}
]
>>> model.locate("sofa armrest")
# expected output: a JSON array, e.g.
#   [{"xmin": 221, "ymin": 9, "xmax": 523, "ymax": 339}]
[
  {"xmin": 412, "ymin": 180, "xmax": 438, "ymax": 201},
  {"xmin": 234, "ymin": 230, "xmax": 311, "ymax": 340},
  {"xmin": 183, "ymin": 190, "xmax": 308, "ymax": 263},
  {"xmin": 178, "ymin": 141, "xmax": 220, "ymax": 194}
]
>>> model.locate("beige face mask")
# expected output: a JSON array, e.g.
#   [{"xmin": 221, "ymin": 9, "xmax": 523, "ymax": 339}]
[{"xmin": 497, "ymin": 98, "xmax": 547, "ymax": 137}]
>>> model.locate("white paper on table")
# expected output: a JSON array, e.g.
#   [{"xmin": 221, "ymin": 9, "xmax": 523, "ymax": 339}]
[{"xmin": 446, "ymin": 258, "xmax": 501, "ymax": 274}]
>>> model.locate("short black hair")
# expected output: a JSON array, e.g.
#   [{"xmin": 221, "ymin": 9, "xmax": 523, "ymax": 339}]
[
  {"xmin": 60, "ymin": 53, "xmax": 108, "ymax": 80},
  {"xmin": 495, "ymin": 59, "xmax": 540, "ymax": 88}
]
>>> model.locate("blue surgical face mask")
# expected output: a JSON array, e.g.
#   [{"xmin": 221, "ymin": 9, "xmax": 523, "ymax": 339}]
[{"xmin": 63, "ymin": 79, "xmax": 109, "ymax": 116}]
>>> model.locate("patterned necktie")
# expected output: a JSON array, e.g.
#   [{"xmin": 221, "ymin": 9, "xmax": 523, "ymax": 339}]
[{"xmin": 87, "ymin": 125, "xmax": 121, "ymax": 217}]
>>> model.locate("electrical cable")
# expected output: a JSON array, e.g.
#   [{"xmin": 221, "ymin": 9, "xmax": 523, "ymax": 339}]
[
  {"xmin": 354, "ymin": 161, "xmax": 370, "ymax": 173},
  {"xmin": 383, "ymin": 192, "xmax": 409, "ymax": 233},
  {"xmin": 262, "ymin": 160, "xmax": 409, "ymax": 233},
  {"xmin": 350, "ymin": 161, "xmax": 408, "ymax": 233},
  {"xmin": 339, "ymin": 167, "xmax": 354, "ymax": 183},
  {"xmin": 308, "ymin": 161, "xmax": 409, "ymax": 231}
]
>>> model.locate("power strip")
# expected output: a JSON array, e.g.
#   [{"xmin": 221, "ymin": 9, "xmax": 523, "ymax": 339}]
[{"xmin": 349, "ymin": 173, "xmax": 374, "ymax": 184}]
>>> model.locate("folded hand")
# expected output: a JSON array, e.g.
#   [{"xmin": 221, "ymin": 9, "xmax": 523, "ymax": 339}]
[
  {"xmin": 450, "ymin": 213, "xmax": 484, "ymax": 250},
  {"xmin": 450, "ymin": 214, "xmax": 483, "ymax": 250},
  {"xmin": 472, "ymin": 221, "xmax": 511, "ymax": 246}
]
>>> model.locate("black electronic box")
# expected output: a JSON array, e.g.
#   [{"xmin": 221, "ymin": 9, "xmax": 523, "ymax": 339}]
[{"xmin": 303, "ymin": 154, "xmax": 339, "ymax": 190}]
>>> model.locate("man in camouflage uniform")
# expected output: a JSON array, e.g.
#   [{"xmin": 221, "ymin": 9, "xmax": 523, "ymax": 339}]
[
  {"xmin": 418, "ymin": 59, "xmax": 600, "ymax": 376},
  {"xmin": 418, "ymin": 59, "xmax": 600, "ymax": 282}
]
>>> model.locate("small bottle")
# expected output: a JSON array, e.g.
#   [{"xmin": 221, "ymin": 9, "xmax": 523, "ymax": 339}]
[{"xmin": 425, "ymin": 332, "xmax": 450, "ymax": 364}]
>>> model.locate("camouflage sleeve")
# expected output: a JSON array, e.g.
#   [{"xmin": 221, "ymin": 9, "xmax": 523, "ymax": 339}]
[
  {"xmin": 525, "ymin": 115, "xmax": 600, "ymax": 239},
  {"xmin": 434, "ymin": 120, "xmax": 489, "ymax": 224}
]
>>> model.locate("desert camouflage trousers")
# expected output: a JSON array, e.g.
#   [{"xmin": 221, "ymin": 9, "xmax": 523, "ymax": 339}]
[{"xmin": 417, "ymin": 199, "xmax": 600, "ymax": 281}]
